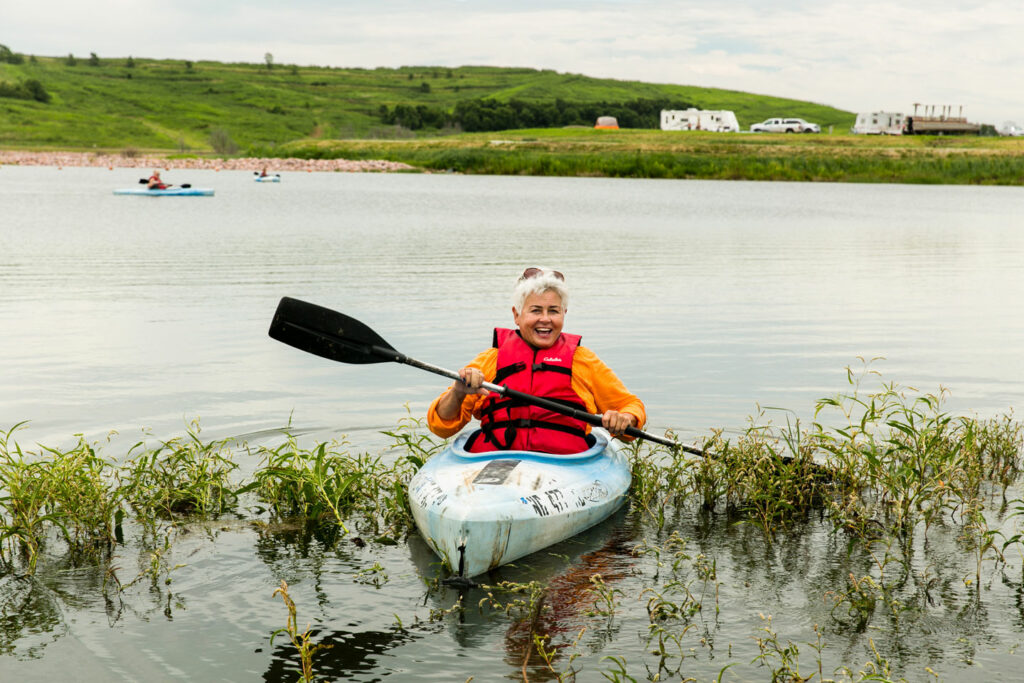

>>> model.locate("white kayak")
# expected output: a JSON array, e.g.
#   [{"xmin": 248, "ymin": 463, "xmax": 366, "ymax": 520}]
[
  {"xmin": 409, "ymin": 428, "xmax": 631, "ymax": 579},
  {"xmin": 113, "ymin": 187, "xmax": 214, "ymax": 196},
  {"xmin": 254, "ymin": 175, "xmax": 281, "ymax": 183}
]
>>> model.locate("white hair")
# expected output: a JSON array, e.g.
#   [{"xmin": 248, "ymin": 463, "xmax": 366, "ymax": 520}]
[{"xmin": 511, "ymin": 270, "xmax": 569, "ymax": 312}]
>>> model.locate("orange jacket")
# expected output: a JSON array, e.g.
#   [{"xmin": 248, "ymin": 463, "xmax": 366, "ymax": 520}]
[{"xmin": 427, "ymin": 344, "xmax": 646, "ymax": 440}]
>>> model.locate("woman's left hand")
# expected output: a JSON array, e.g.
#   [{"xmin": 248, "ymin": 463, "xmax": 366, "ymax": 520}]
[{"xmin": 601, "ymin": 410, "xmax": 637, "ymax": 437}]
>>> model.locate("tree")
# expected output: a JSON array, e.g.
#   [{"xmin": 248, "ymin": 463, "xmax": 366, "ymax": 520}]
[
  {"xmin": 0, "ymin": 44, "xmax": 24, "ymax": 64},
  {"xmin": 65, "ymin": 53, "xmax": 77, "ymax": 66},
  {"xmin": 22, "ymin": 79, "xmax": 50, "ymax": 103},
  {"xmin": 125, "ymin": 55, "xmax": 135, "ymax": 68},
  {"xmin": 264, "ymin": 52, "xmax": 274, "ymax": 70},
  {"xmin": 88, "ymin": 52, "xmax": 100, "ymax": 67}
]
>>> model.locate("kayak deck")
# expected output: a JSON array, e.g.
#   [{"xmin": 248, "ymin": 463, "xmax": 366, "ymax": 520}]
[{"xmin": 409, "ymin": 428, "xmax": 631, "ymax": 578}]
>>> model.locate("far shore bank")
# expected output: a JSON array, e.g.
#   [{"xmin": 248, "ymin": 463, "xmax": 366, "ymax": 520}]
[{"xmin": 0, "ymin": 150, "xmax": 417, "ymax": 173}]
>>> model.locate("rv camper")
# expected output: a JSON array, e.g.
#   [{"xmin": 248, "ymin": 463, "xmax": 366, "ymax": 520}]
[
  {"xmin": 852, "ymin": 112, "xmax": 906, "ymax": 135},
  {"xmin": 660, "ymin": 109, "xmax": 739, "ymax": 133}
]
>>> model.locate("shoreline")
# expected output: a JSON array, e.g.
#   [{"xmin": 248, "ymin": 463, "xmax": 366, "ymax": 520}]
[{"xmin": 0, "ymin": 150, "xmax": 417, "ymax": 173}]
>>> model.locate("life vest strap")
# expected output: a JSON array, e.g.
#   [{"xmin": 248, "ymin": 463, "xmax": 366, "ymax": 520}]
[{"xmin": 493, "ymin": 362, "xmax": 526, "ymax": 385}]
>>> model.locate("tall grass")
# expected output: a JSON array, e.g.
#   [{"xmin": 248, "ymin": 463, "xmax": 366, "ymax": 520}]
[{"xmin": 283, "ymin": 132, "xmax": 1024, "ymax": 185}]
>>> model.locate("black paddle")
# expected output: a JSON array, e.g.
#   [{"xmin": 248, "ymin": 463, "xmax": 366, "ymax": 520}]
[
  {"xmin": 137, "ymin": 178, "xmax": 192, "ymax": 188},
  {"xmin": 267, "ymin": 296, "xmax": 701, "ymax": 455}
]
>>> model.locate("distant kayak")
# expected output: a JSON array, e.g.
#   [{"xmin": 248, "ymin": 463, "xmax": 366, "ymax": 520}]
[
  {"xmin": 254, "ymin": 175, "xmax": 281, "ymax": 183},
  {"xmin": 113, "ymin": 187, "xmax": 214, "ymax": 196}
]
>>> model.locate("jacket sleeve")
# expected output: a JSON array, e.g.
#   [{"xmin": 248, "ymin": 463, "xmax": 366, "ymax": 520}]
[
  {"xmin": 571, "ymin": 347, "xmax": 647, "ymax": 437},
  {"xmin": 426, "ymin": 348, "xmax": 498, "ymax": 438}
]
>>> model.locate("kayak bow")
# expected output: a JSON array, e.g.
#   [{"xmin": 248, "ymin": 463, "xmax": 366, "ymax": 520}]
[{"xmin": 409, "ymin": 428, "xmax": 630, "ymax": 579}]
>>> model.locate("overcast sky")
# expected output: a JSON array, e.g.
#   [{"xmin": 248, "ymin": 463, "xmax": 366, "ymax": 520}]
[{"xmin": 4, "ymin": 1, "xmax": 1023, "ymax": 126}]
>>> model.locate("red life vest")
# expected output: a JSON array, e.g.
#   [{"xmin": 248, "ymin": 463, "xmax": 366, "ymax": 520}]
[{"xmin": 466, "ymin": 328, "xmax": 593, "ymax": 454}]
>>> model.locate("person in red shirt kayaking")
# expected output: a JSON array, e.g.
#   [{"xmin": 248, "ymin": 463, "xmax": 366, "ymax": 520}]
[
  {"xmin": 146, "ymin": 170, "xmax": 168, "ymax": 189},
  {"xmin": 427, "ymin": 266, "xmax": 646, "ymax": 454}
]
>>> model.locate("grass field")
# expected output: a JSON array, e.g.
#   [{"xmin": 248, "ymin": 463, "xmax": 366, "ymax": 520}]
[{"xmin": 276, "ymin": 128, "xmax": 1024, "ymax": 184}]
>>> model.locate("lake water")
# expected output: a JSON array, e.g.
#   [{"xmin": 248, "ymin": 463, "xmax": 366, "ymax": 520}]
[{"xmin": 2, "ymin": 164, "xmax": 1024, "ymax": 681}]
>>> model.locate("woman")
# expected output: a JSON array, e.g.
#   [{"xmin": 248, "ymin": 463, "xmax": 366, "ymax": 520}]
[
  {"xmin": 147, "ymin": 170, "xmax": 167, "ymax": 190},
  {"xmin": 427, "ymin": 267, "xmax": 645, "ymax": 454}
]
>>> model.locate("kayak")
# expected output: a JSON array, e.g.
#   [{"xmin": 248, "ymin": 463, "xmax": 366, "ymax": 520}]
[
  {"xmin": 254, "ymin": 175, "xmax": 281, "ymax": 183},
  {"xmin": 409, "ymin": 427, "xmax": 631, "ymax": 579},
  {"xmin": 113, "ymin": 187, "xmax": 214, "ymax": 196}
]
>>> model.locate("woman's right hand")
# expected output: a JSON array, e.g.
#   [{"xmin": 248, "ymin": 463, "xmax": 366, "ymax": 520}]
[{"xmin": 453, "ymin": 366, "xmax": 488, "ymax": 398}]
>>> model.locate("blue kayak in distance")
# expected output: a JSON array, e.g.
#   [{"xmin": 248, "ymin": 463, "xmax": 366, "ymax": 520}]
[
  {"xmin": 408, "ymin": 428, "xmax": 631, "ymax": 579},
  {"xmin": 113, "ymin": 187, "xmax": 214, "ymax": 196},
  {"xmin": 254, "ymin": 175, "xmax": 281, "ymax": 183}
]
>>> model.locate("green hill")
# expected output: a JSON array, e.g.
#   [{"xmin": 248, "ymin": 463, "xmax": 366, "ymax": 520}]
[{"xmin": 0, "ymin": 48, "xmax": 855, "ymax": 153}]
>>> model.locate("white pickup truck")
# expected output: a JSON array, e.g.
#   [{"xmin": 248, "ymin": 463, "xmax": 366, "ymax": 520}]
[{"xmin": 750, "ymin": 118, "xmax": 821, "ymax": 133}]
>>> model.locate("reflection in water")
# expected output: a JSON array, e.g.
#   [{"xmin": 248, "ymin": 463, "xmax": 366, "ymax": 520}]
[
  {"xmin": 501, "ymin": 518, "xmax": 635, "ymax": 678},
  {"xmin": 406, "ymin": 504, "xmax": 636, "ymax": 676},
  {"xmin": 263, "ymin": 626, "xmax": 418, "ymax": 683},
  {"xmin": 0, "ymin": 575, "xmax": 67, "ymax": 658}
]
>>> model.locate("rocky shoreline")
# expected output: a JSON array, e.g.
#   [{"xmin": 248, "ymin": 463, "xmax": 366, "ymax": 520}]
[{"xmin": 0, "ymin": 150, "xmax": 416, "ymax": 173}]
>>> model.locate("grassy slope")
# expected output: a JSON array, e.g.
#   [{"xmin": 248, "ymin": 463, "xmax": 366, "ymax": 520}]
[{"xmin": 0, "ymin": 56, "xmax": 855, "ymax": 152}]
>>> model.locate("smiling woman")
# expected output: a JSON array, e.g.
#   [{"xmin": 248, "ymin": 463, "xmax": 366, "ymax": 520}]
[{"xmin": 427, "ymin": 266, "xmax": 646, "ymax": 454}]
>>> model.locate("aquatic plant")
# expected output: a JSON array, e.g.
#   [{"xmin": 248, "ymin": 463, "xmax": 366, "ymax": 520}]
[
  {"xmin": 353, "ymin": 561, "xmax": 389, "ymax": 588},
  {"xmin": 0, "ymin": 425, "xmax": 122, "ymax": 574},
  {"xmin": 271, "ymin": 579, "xmax": 332, "ymax": 683},
  {"xmin": 250, "ymin": 437, "xmax": 364, "ymax": 532},
  {"xmin": 251, "ymin": 415, "xmax": 430, "ymax": 539},
  {"xmin": 118, "ymin": 420, "xmax": 242, "ymax": 519},
  {"xmin": 0, "ymin": 424, "xmax": 58, "ymax": 573},
  {"xmin": 250, "ymin": 432, "xmax": 420, "ymax": 539},
  {"xmin": 752, "ymin": 613, "xmax": 812, "ymax": 682},
  {"xmin": 585, "ymin": 573, "xmax": 623, "ymax": 618}
]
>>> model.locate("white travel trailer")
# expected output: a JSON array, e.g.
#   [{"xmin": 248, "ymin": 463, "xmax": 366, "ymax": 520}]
[
  {"xmin": 852, "ymin": 111, "xmax": 905, "ymax": 135},
  {"xmin": 997, "ymin": 121, "xmax": 1024, "ymax": 137},
  {"xmin": 660, "ymin": 109, "xmax": 740, "ymax": 133}
]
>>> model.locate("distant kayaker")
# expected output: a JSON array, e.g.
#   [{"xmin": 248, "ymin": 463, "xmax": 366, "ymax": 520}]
[
  {"xmin": 147, "ymin": 170, "xmax": 167, "ymax": 189},
  {"xmin": 259, "ymin": 167, "xmax": 269, "ymax": 177},
  {"xmin": 427, "ymin": 267, "xmax": 646, "ymax": 454}
]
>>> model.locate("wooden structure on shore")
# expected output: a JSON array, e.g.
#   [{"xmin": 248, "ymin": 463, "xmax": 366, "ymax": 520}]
[{"xmin": 906, "ymin": 104, "xmax": 980, "ymax": 135}]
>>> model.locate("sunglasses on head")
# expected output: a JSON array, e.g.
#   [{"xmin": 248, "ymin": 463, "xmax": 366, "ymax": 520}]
[{"xmin": 520, "ymin": 267, "xmax": 565, "ymax": 281}]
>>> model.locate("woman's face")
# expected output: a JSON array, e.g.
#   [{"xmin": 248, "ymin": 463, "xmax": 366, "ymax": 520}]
[{"xmin": 513, "ymin": 290, "xmax": 565, "ymax": 349}]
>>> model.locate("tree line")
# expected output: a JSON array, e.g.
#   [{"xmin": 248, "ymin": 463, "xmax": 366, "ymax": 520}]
[{"xmin": 378, "ymin": 97, "xmax": 695, "ymax": 132}]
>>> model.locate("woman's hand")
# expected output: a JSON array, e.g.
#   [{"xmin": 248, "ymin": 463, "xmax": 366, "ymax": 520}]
[
  {"xmin": 453, "ymin": 366, "xmax": 488, "ymax": 399},
  {"xmin": 435, "ymin": 366, "xmax": 489, "ymax": 422},
  {"xmin": 601, "ymin": 410, "xmax": 637, "ymax": 437}
]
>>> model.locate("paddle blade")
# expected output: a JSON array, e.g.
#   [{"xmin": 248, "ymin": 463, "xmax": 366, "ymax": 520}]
[{"xmin": 268, "ymin": 297, "xmax": 401, "ymax": 365}]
